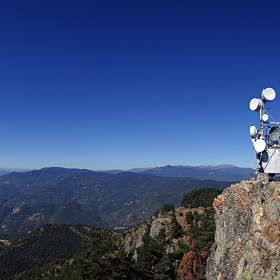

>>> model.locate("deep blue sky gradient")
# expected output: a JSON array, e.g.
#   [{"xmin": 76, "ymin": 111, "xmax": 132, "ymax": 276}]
[{"xmin": 1, "ymin": 0, "xmax": 280, "ymax": 170}]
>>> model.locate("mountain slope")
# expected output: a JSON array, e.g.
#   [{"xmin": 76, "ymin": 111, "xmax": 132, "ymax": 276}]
[
  {"xmin": 0, "ymin": 224, "xmax": 101, "ymax": 279},
  {"xmin": 0, "ymin": 187, "xmax": 221, "ymax": 280},
  {"xmin": 0, "ymin": 167, "xmax": 232, "ymax": 233},
  {"xmin": 142, "ymin": 164, "xmax": 254, "ymax": 181}
]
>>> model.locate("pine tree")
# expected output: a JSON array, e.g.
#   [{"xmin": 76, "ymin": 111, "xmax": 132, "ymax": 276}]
[{"xmin": 78, "ymin": 230, "xmax": 136, "ymax": 280}]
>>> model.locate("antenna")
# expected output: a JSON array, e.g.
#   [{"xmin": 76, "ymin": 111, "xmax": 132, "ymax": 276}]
[
  {"xmin": 262, "ymin": 88, "xmax": 276, "ymax": 102},
  {"xmin": 250, "ymin": 126, "xmax": 257, "ymax": 140},
  {"xmin": 262, "ymin": 114, "xmax": 269, "ymax": 122},
  {"xmin": 249, "ymin": 87, "xmax": 280, "ymax": 177},
  {"xmin": 249, "ymin": 98, "xmax": 262, "ymax": 112},
  {"xmin": 269, "ymin": 126, "xmax": 280, "ymax": 141},
  {"xmin": 253, "ymin": 139, "xmax": 266, "ymax": 152}
]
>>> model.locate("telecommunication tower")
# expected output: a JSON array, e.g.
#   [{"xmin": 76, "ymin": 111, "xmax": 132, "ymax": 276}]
[{"xmin": 249, "ymin": 87, "xmax": 280, "ymax": 178}]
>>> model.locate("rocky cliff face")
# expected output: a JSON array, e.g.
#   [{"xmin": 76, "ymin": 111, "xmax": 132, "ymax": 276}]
[
  {"xmin": 206, "ymin": 180, "xmax": 280, "ymax": 279},
  {"xmin": 123, "ymin": 207, "xmax": 210, "ymax": 279},
  {"xmin": 123, "ymin": 212, "xmax": 171, "ymax": 257}
]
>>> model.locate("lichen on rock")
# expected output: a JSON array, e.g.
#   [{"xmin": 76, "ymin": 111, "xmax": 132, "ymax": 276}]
[{"xmin": 206, "ymin": 180, "xmax": 280, "ymax": 280}]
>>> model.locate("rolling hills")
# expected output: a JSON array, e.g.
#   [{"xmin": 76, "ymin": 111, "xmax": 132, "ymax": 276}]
[{"xmin": 0, "ymin": 167, "xmax": 233, "ymax": 233}]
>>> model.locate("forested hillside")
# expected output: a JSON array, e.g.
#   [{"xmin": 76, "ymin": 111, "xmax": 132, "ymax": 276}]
[
  {"xmin": 0, "ymin": 167, "xmax": 231, "ymax": 233},
  {"xmin": 0, "ymin": 188, "xmax": 219, "ymax": 279},
  {"xmin": 0, "ymin": 224, "xmax": 102, "ymax": 279}
]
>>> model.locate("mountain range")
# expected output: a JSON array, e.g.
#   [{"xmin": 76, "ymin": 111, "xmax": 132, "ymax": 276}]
[
  {"xmin": 0, "ymin": 164, "xmax": 254, "ymax": 181},
  {"xmin": 0, "ymin": 166, "xmax": 237, "ymax": 234},
  {"xmin": 141, "ymin": 164, "xmax": 255, "ymax": 181},
  {"xmin": 104, "ymin": 164, "xmax": 255, "ymax": 181},
  {"xmin": 0, "ymin": 168, "xmax": 30, "ymax": 176}
]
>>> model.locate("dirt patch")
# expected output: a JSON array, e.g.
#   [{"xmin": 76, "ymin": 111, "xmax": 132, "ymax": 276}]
[{"xmin": 176, "ymin": 207, "xmax": 204, "ymax": 233}]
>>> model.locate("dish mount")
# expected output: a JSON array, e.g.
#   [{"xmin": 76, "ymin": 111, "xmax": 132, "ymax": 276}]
[{"xmin": 249, "ymin": 87, "xmax": 280, "ymax": 177}]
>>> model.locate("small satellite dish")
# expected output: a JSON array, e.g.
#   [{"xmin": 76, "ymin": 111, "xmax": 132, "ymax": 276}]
[
  {"xmin": 262, "ymin": 87, "xmax": 276, "ymax": 102},
  {"xmin": 250, "ymin": 126, "xmax": 257, "ymax": 139},
  {"xmin": 253, "ymin": 139, "xmax": 266, "ymax": 152},
  {"xmin": 262, "ymin": 113, "xmax": 269, "ymax": 122},
  {"xmin": 269, "ymin": 126, "xmax": 280, "ymax": 141},
  {"xmin": 249, "ymin": 98, "xmax": 262, "ymax": 111}
]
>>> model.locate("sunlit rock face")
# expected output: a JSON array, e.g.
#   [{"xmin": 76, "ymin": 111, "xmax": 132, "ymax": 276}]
[{"xmin": 206, "ymin": 180, "xmax": 280, "ymax": 280}]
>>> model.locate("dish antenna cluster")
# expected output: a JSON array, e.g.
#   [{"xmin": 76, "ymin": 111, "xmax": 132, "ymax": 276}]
[{"xmin": 249, "ymin": 87, "xmax": 280, "ymax": 176}]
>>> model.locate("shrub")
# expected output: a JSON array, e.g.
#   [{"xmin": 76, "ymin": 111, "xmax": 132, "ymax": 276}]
[
  {"xmin": 161, "ymin": 203, "xmax": 175, "ymax": 213},
  {"xmin": 185, "ymin": 211, "xmax": 194, "ymax": 224}
]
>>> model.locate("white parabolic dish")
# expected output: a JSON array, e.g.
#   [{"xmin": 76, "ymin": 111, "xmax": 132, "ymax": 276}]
[
  {"xmin": 262, "ymin": 87, "xmax": 276, "ymax": 102},
  {"xmin": 269, "ymin": 127, "xmax": 280, "ymax": 141},
  {"xmin": 262, "ymin": 114, "xmax": 269, "ymax": 122},
  {"xmin": 253, "ymin": 139, "xmax": 266, "ymax": 152},
  {"xmin": 250, "ymin": 126, "xmax": 257, "ymax": 139},
  {"xmin": 249, "ymin": 98, "xmax": 262, "ymax": 111}
]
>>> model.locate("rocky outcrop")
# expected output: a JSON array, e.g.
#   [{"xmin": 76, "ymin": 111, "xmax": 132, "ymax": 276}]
[
  {"xmin": 123, "ymin": 212, "xmax": 171, "ymax": 257},
  {"xmin": 178, "ymin": 241, "xmax": 208, "ymax": 280},
  {"xmin": 206, "ymin": 180, "xmax": 280, "ymax": 279}
]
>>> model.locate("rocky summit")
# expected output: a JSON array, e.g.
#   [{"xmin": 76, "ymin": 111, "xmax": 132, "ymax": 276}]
[{"xmin": 206, "ymin": 179, "xmax": 280, "ymax": 279}]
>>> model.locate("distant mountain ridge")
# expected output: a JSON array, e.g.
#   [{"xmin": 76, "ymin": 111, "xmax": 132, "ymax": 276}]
[
  {"xmin": 0, "ymin": 167, "xmax": 232, "ymax": 234},
  {"xmin": 141, "ymin": 165, "xmax": 254, "ymax": 181},
  {"xmin": 0, "ymin": 164, "xmax": 254, "ymax": 181},
  {"xmin": 0, "ymin": 168, "xmax": 30, "ymax": 176},
  {"xmin": 104, "ymin": 164, "xmax": 255, "ymax": 181}
]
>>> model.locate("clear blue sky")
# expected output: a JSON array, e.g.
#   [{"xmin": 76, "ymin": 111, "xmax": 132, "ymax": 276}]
[{"xmin": 1, "ymin": 0, "xmax": 280, "ymax": 170}]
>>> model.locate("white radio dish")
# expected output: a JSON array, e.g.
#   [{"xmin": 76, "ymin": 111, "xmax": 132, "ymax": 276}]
[
  {"xmin": 262, "ymin": 87, "xmax": 276, "ymax": 102},
  {"xmin": 253, "ymin": 139, "xmax": 266, "ymax": 152},
  {"xmin": 250, "ymin": 126, "xmax": 257, "ymax": 139},
  {"xmin": 269, "ymin": 126, "xmax": 280, "ymax": 141},
  {"xmin": 262, "ymin": 114, "xmax": 269, "ymax": 122},
  {"xmin": 249, "ymin": 98, "xmax": 262, "ymax": 111}
]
